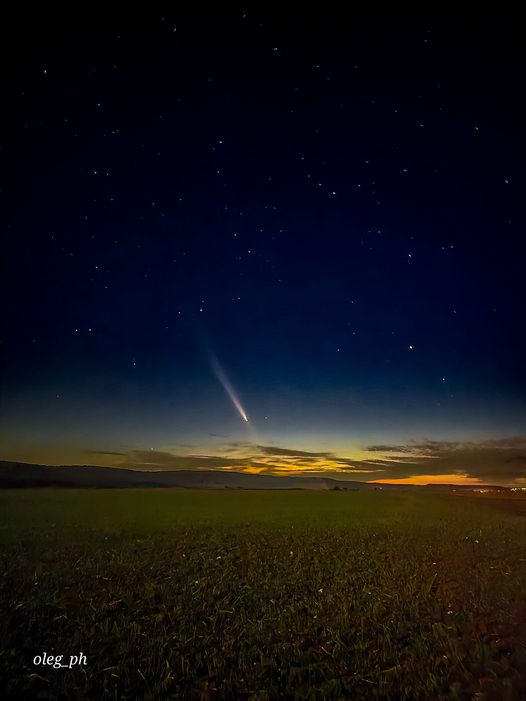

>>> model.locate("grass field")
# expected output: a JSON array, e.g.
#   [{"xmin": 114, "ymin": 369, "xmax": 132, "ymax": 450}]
[{"xmin": 1, "ymin": 489, "xmax": 526, "ymax": 700}]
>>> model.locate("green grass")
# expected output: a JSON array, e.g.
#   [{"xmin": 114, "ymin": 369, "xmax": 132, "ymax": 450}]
[{"xmin": 1, "ymin": 489, "xmax": 526, "ymax": 700}]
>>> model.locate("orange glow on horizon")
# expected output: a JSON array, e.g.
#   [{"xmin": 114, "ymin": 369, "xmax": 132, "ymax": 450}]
[{"xmin": 371, "ymin": 474, "xmax": 483, "ymax": 486}]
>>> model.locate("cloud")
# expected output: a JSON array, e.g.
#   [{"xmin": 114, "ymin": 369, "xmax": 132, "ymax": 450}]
[
  {"xmin": 85, "ymin": 450, "xmax": 127, "ymax": 456},
  {"xmin": 108, "ymin": 445, "xmax": 380, "ymax": 477},
  {"xmin": 122, "ymin": 451, "xmax": 254, "ymax": 471},
  {"xmin": 256, "ymin": 445, "xmax": 334, "ymax": 458},
  {"xmin": 362, "ymin": 437, "xmax": 526, "ymax": 483},
  {"xmin": 253, "ymin": 445, "xmax": 376, "ymax": 471},
  {"xmin": 365, "ymin": 445, "xmax": 417, "ymax": 453},
  {"xmin": 90, "ymin": 436, "xmax": 526, "ymax": 485}
]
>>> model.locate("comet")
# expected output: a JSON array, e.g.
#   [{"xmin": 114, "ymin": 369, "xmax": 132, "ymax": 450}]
[{"xmin": 210, "ymin": 354, "xmax": 249, "ymax": 422}]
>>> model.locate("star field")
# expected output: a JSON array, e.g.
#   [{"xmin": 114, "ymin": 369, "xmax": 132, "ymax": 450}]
[{"xmin": 0, "ymin": 8, "xmax": 525, "ymax": 482}]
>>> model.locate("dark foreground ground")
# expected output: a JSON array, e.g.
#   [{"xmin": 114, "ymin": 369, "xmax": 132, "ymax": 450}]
[{"xmin": 1, "ymin": 489, "xmax": 525, "ymax": 700}]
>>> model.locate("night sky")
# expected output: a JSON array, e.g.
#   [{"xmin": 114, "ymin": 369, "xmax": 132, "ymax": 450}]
[{"xmin": 1, "ymin": 9, "xmax": 525, "ymax": 484}]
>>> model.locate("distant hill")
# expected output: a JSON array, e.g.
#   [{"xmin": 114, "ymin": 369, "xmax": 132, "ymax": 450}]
[
  {"xmin": 419, "ymin": 483, "xmax": 509, "ymax": 492},
  {"xmin": 0, "ymin": 460, "xmax": 382, "ymax": 490},
  {"xmin": 0, "ymin": 461, "xmax": 510, "ymax": 491}
]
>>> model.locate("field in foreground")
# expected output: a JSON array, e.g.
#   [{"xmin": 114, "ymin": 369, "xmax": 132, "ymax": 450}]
[{"xmin": 1, "ymin": 489, "xmax": 526, "ymax": 700}]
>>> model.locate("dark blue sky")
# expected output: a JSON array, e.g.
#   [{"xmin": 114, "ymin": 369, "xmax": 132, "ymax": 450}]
[{"xmin": 1, "ymin": 8, "xmax": 525, "ymax": 482}]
